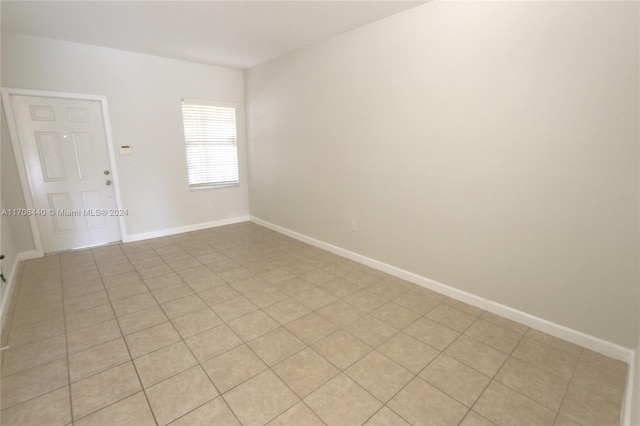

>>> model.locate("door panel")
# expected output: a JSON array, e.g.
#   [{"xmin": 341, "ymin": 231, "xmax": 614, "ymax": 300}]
[{"xmin": 10, "ymin": 95, "xmax": 121, "ymax": 253}]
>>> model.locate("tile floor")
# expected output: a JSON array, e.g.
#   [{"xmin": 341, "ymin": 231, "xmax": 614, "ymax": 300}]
[{"xmin": 0, "ymin": 222, "xmax": 628, "ymax": 426}]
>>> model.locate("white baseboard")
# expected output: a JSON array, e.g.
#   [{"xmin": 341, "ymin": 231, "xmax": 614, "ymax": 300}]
[
  {"xmin": 123, "ymin": 216, "xmax": 251, "ymax": 243},
  {"xmin": 621, "ymin": 349, "xmax": 637, "ymax": 426},
  {"xmin": 251, "ymin": 215, "xmax": 634, "ymax": 364},
  {"xmin": 1, "ymin": 250, "xmax": 40, "ymax": 333}
]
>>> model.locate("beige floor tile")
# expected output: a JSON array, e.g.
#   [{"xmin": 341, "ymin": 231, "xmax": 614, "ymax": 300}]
[
  {"xmin": 345, "ymin": 351, "xmax": 413, "ymax": 402},
  {"xmin": 202, "ymin": 344, "xmax": 267, "ymax": 392},
  {"xmin": 526, "ymin": 329, "xmax": 582, "ymax": 357},
  {"xmin": 168, "ymin": 258, "xmax": 202, "ymax": 272},
  {"xmin": 243, "ymin": 287, "xmax": 289, "ymax": 308},
  {"xmin": 185, "ymin": 324, "xmax": 243, "ymax": 362},
  {"xmin": 218, "ymin": 267, "xmax": 255, "ymax": 283},
  {"xmin": 102, "ymin": 271, "xmax": 142, "ymax": 293},
  {"xmin": 298, "ymin": 269, "xmax": 337, "ymax": 286},
  {"xmin": 170, "ymin": 397, "xmax": 240, "ymax": 426},
  {"xmin": 370, "ymin": 302, "xmax": 420, "ymax": 329},
  {"xmin": 344, "ymin": 315, "xmax": 398, "ymax": 347},
  {"xmin": 367, "ymin": 278, "xmax": 414, "ymax": 300},
  {"xmin": 495, "ymin": 357, "xmax": 569, "ymax": 411},
  {"xmin": 312, "ymin": 329, "xmax": 372, "ymax": 370},
  {"xmin": 228, "ymin": 276, "xmax": 269, "ymax": 294},
  {"xmin": 572, "ymin": 350, "xmax": 627, "ymax": 404},
  {"xmin": 291, "ymin": 287, "xmax": 337, "ymax": 310},
  {"xmin": 1, "ymin": 334, "xmax": 66, "ymax": 377},
  {"xmin": 112, "ymin": 293, "xmax": 158, "ymax": 317},
  {"xmin": 137, "ymin": 264, "xmax": 174, "ymax": 280},
  {"xmin": 263, "ymin": 298, "xmax": 311, "ymax": 325},
  {"xmin": 100, "ymin": 261, "xmax": 135, "ymax": 278},
  {"xmin": 316, "ymin": 300, "xmax": 365, "ymax": 327},
  {"xmin": 63, "ymin": 281, "xmax": 103, "ymax": 298},
  {"xmin": 474, "ymin": 381, "xmax": 556, "ymax": 426},
  {"xmin": 1, "ymin": 358, "xmax": 69, "ymax": 409},
  {"xmin": 267, "ymin": 401, "xmax": 324, "ymax": 426},
  {"xmin": 388, "ymin": 377, "xmax": 468, "ymax": 425},
  {"xmin": 74, "ymin": 392, "xmax": 156, "ymax": 426},
  {"xmin": 393, "ymin": 289, "xmax": 444, "ymax": 314},
  {"xmin": 125, "ymin": 322, "xmax": 181, "ymax": 358},
  {"xmin": 134, "ymin": 341, "xmax": 197, "ymax": 387},
  {"xmin": 224, "ymin": 370, "xmax": 299, "ymax": 425},
  {"xmin": 229, "ymin": 310, "xmax": 280, "ymax": 341},
  {"xmin": 65, "ymin": 304, "xmax": 115, "ymax": 332},
  {"xmin": 183, "ymin": 274, "xmax": 227, "ymax": 293},
  {"xmin": 118, "ymin": 306, "xmax": 169, "ymax": 335},
  {"xmin": 304, "ymin": 374, "xmax": 381, "ymax": 426},
  {"xmin": 70, "ymin": 362, "xmax": 142, "ymax": 420},
  {"xmin": 259, "ymin": 268, "xmax": 296, "ymax": 284},
  {"xmin": 4, "ymin": 224, "xmax": 627, "ymax": 426},
  {"xmin": 343, "ymin": 289, "xmax": 387, "ymax": 312},
  {"xmin": 404, "ymin": 317, "xmax": 459, "ymax": 351},
  {"xmin": 146, "ymin": 366, "xmax": 219, "ymax": 425},
  {"xmin": 554, "ymin": 414, "xmax": 582, "ymax": 426},
  {"xmin": 273, "ymin": 277, "xmax": 316, "ymax": 296},
  {"xmin": 420, "ymin": 354, "xmax": 490, "ymax": 407},
  {"xmin": 426, "ymin": 304, "xmax": 478, "ymax": 332},
  {"xmin": 511, "ymin": 334, "xmax": 579, "ymax": 380},
  {"xmin": 106, "ymin": 282, "xmax": 149, "ymax": 302},
  {"xmin": 558, "ymin": 381, "xmax": 621, "ymax": 425},
  {"xmin": 152, "ymin": 283, "xmax": 195, "ymax": 304},
  {"xmin": 465, "ymin": 318, "xmax": 524, "ymax": 354},
  {"xmin": 364, "ymin": 407, "xmax": 410, "ymax": 426},
  {"xmin": 143, "ymin": 272, "xmax": 183, "ymax": 291},
  {"xmin": 319, "ymin": 278, "xmax": 362, "ymax": 298},
  {"xmin": 460, "ymin": 411, "xmax": 496, "ymax": 426},
  {"xmin": 199, "ymin": 285, "xmax": 241, "ymax": 307},
  {"xmin": 211, "ymin": 296, "xmax": 259, "ymax": 322},
  {"xmin": 445, "ymin": 335, "xmax": 508, "ymax": 377},
  {"xmin": 0, "ymin": 386, "xmax": 71, "ymax": 426},
  {"xmin": 67, "ymin": 319, "xmax": 122, "ymax": 354},
  {"xmin": 64, "ymin": 290, "xmax": 110, "ymax": 314},
  {"xmin": 377, "ymin": 332, "xmax": 439, "ymax": 374},
  {"xmin": 12, "ymin": 301, "xmax": 63, "ymax": 328},
  {"xmin": 69, "ymin": 337, "xmax": 131, "ymax": 382},
  {"xmin": 273, "ymin": 347, "xmax": 339, "ymax": 398},
  {"xmin": 247, "ymin": 327, "xmax": 306, "ymax": 366},
  {"xmin": 161, "ymin": 294, "xmax": 208, "ymax": 320},
  {"xmin": 171, "ymin": 308, "xmax": 223, "ymax": 338},
  {"xmin": 8, "ymin": 316, "xmax": 65, "ymax": 347},
  {"xmin": 285, "ymin": 312, "xmax": 338, "ymax": 345},
  {"xmin": 343, "ymin": 270, "xmax": 381, "ymax": 287},
  {"xmin": 439, "ymin": 298, "xmax": 484, "ymax": 316}
]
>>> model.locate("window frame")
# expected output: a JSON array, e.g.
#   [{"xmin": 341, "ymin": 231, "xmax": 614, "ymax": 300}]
[{"xmin": 181, "ymin": 98, "xmax": 240, "ymax": 191}]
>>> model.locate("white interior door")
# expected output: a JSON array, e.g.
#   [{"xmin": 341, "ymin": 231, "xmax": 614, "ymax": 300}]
[{"xmin": 9, "ymin": 95, "xmax": 121, "ymax": 253}]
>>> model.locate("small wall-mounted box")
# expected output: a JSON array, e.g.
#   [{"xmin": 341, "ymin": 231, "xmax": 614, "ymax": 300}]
[{"xmin": 119, "ymin": 145, "xmax": 133, "ymax": 156}]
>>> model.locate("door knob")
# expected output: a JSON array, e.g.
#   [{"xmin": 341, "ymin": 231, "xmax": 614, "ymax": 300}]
[
  {"xmin": 106, "ymin": 180, "xmax": 112, "ymax": 186},
  {"xmin": 104, "ymin": 170, "xmax": 110, "ymax": 175}
]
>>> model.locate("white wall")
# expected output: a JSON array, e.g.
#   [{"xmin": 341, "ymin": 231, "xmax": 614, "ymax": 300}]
[
  {"xmin": 1, "ymin": 99, "xmax": 35, "ymax": 325},
  {"xmin": 246, "ymin": 2, "xmax": 639, "ymax": 348},
  {"xmin": 1, "ymin": 32, "xmax": 249, "ymax": 239}
]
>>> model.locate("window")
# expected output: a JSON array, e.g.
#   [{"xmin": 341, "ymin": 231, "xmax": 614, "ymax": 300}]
[{"xmin": 181, "ymin": 99, "xmax": 239, "ymax": 189}]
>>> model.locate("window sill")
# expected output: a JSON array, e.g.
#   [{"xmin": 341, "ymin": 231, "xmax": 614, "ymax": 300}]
[{"xmin": 189, "ymin": 182, "xmax": 239, "ymax": 191}]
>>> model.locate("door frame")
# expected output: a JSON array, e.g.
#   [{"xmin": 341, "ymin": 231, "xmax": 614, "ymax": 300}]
[{"xmin": 1, "ymin": 87, "xmax": 126, "ymax": 255}]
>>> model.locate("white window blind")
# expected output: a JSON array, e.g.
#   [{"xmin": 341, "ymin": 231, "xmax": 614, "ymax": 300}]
[{"xmin": 182, "ymin": 99, "xmax": 239, "ymax": 188}]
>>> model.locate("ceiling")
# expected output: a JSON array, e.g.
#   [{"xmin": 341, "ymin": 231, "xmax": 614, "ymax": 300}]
[{"xmin": 1, "ymin": 1, "xmax": 425, "ymax": 70}]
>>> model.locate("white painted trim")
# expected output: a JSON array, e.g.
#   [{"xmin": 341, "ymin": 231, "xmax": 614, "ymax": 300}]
[
  {"xmin": 621, "ymin": 349, "xmax": 636, "ymax": 425},
  {"xmin": 1, "ymin": 87, "xmax": 125, "ymax": 255},
  {"xmin": 251, "ymin": 215, "xmax": 634, "ymax": 363},
  {"xmin": 123, "ymin": 215, "xmax": 250, "ymax": 243},
  {"xmin": 0, "ymin": 250, "xmax": 41, "ymax": 333}
]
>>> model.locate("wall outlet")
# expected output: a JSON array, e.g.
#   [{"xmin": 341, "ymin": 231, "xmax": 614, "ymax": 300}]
[{"xmin": 351, "ymin": 221, "xmax": 357, "ymax": 232}]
